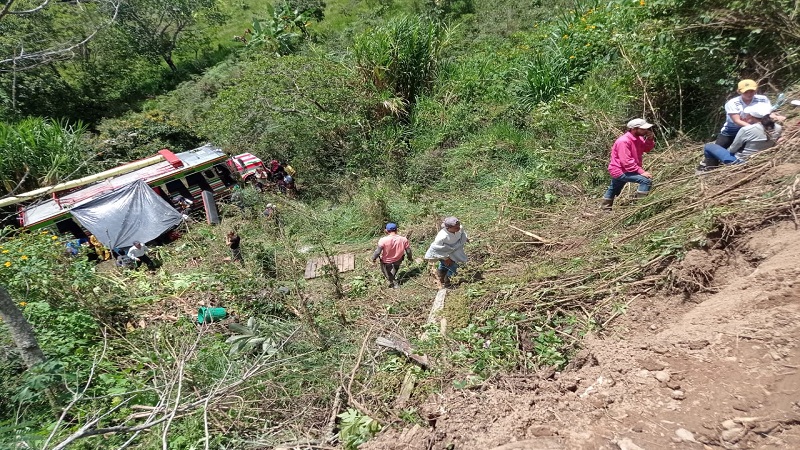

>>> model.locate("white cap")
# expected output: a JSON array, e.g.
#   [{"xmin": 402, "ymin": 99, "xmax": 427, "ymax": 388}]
[
  {"xmin": 743, "ymin": 103, "xmax": 771, "ymax": 119},
  {"xmin": 627, "ymin": 118, "xmax": 653, "ymax": 129}
]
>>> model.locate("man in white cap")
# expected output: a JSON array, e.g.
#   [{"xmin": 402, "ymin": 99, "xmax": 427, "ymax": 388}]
[
  {"xmin": 601, "ymin": 118, "xmax": 656, "ymax": 210},
  {"xmin": 424, "ymin": 217, "xmax": 468, "ymax": 288}
]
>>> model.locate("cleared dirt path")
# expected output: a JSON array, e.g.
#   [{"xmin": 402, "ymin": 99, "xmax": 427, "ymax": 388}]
[{"xmin": 365, "ymin": 221, "xmax": 800, "ymax": 450}]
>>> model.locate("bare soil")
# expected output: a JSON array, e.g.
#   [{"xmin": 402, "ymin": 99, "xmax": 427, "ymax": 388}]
[{"xmin": 363, "ymin": 220, "xmax": 800, "ymax": 450}]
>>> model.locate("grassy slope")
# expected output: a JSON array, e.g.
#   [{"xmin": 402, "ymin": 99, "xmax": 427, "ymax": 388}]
[{"xmin": 7, "ymin": 1, "xmax": 800, "ymax": 448}]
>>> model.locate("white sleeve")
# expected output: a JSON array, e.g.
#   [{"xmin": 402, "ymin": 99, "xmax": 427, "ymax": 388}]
[{"xmin": 724, "ymin": 98, "xmax": 741, "ymax": 115}]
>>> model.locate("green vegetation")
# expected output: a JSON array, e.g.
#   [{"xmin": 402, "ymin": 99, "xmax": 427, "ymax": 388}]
[{"xmin": 2, "ymin": 0, "xmax": 800, "ymax": 448}]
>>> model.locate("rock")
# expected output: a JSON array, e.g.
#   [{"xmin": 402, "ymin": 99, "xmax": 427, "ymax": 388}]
[
  {"xmin": 689, "ymin": 339, "xmax": 710, "ymax": 350},
  {"xmin": 631, "ymin": 422, "xmax": 645, "ymax": 433},
  {"xmin": 665, "ymin": 380, "xmax": 681, "ymax": 390},
  {"xmin": 615, "ymin": 437, "xmax": 645, "ymax": 450},
  {"xmin": 639, "ymin": 359, "xmax": 666, "ymax": 371},
  {"xmin": 589, "ymin": 395, "xmax": 613, "ymax": 409},
  {"xmin": 537, "ymin": 365, "xmax": 557, "ymax": 380},
  {"xmin": 649, "ymin": 324, "xmax": 658, "ymax": 331},
  {"xmin": 650, "ymin": 344, "xmax": 669, "ymax": 354},
  {"xmin": 732, "ymin": 402, "xmax": 750, "ymax": 412},
  {"xmin": 671, "ymin": 390, "xmax": 686, "ymax": 400},
  {"xmin": 675, "ymin": 428, "xmax": 697, "ymax": 443},
  {"xmin": 564, "ymin": 350, "xmax": 598, "ymax": 372},
  {"xmin": 654, "ymin": 371, "xmax": 671, "ymax": 383},
  {"xmin": 721, "ymin": 427, "xmax": 745, "ymax": 443},
  {"xmin": 721, "ymin": 419, "xmax": 737, "ymax": 430},
  {"xmin": 529, "ymin": 425, "xmax": 556, "ymax": 437}
]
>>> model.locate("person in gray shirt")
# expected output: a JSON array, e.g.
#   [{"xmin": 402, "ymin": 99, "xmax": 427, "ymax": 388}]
[{"xmin": 700, "ymin": 103, "xmax": 782, "ymax": 169}]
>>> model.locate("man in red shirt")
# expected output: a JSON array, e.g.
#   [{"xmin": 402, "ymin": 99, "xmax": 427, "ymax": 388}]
[
  {"xmin": 371, "ymin": 223, "xmax": 412, "ymax": 288},
  {"xmin": 601, "ymin": 118, "xmax": 656, "ymax": 210}
]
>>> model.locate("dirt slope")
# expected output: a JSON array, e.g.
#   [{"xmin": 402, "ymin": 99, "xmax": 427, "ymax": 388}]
[{"xmin": 364, "ymin": 220, "xmax": 800, "ymax": 450}]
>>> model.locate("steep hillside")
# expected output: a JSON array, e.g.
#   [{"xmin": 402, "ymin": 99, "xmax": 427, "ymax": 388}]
[{"xmin": 357, "ymin": 123, "xmax": 800, "ymax": 449}]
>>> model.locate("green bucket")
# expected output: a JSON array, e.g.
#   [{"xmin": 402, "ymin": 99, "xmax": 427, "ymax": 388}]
[{"xmin": 197, "ymin": 306, "xmax": 227, "ymax": 324}]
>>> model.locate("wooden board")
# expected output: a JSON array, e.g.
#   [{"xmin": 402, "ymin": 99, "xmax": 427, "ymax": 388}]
[{"xmin": 304, "ymin": 253, "xmax": 355, "ymax": 279}]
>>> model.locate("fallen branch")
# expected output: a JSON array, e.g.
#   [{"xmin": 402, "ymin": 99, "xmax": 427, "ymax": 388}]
[
  {"xmin": 344, "ymin": 327, "xmax": 378, "ymax": 419},
  {"xmin": 508, "ymin": 225, "xmax": 552, "ymax": 244},
  {"xmin": 375, "ymin": 336, "xmax": 431, "ymax": 369}
]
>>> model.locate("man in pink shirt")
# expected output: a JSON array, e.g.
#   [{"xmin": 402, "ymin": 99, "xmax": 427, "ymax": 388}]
[
  {"xmin": 601, "ymin": 118, "xmax": 656, "ymax": 210},
  {"xmin": 371, "ymin": 222, "xmax": 412, "ymax": 288}
]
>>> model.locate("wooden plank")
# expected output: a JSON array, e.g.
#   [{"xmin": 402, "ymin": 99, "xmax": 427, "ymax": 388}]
[
  {"xmin": 395, "ymin": 370, "xmax": 416, "ymax": 408},
  {"xmin": 426, "ymin": 289, "xmax": 447, "ymax": 324},
  {"xmin": 304, "ymin": 253, "xmax": 356, "ymax": 279}
]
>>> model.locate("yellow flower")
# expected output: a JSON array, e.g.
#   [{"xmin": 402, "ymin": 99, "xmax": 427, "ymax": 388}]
[
  {"xmin": 51, "ymin": 236, "xmax": 58, "ymax": 240},
  {"xmin": 639, "ymin": 0, "xmax": 645, "ymax": 5},
  {"xmin": 19, "ymin": 302, "xmax": 27, "ymax": 307},
  {"xmin": 4, "ymin": 261, "xmax": 11, "ymax": 267},
  {"xmin": 570, "ymin": 55, "xmax": 576, "ymax": 59},
  {"xmin": 20, "ymin": 255, "xmax": 28, "ymax": 260},
  {"xmin": 563, "ymin": 34, "xmax": 569, "ymax": 39}
]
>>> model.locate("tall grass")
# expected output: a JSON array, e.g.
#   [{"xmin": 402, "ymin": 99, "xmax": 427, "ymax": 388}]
[
  {"xmin": 0, "ymin": 118, "xmax": 91, "ymax": 195},
  {"xmin": 353, "ymin": 16, "xmax": 453, "ymax": 120}
]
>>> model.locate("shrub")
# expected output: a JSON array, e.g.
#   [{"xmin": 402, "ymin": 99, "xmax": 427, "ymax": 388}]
[{"xmin": 353, "ymin": 16, "xmax": 452, "ymax": 120}]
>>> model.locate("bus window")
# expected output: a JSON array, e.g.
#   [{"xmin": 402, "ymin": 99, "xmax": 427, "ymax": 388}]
[
  {"xmin": 56, "ymin": 218, "xmax": 88, "ymax": 240},
  {"xmin": 214, "ymin": 164, "xmax": 236, "ymax": 186},
  {"xmin": 186, "ymin": 173, "xmax": 212, "ymax": 192},
  {"xmin": 152, "ymin": 185, "xmax": 172, "ymax": 203},
  {"xmin": 165, "ymin": 180, "xmax": 192, "ymax": 201}
]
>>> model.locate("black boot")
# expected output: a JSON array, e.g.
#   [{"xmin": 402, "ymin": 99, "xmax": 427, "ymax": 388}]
[
  {"xmin": 437, "ymin": 269, "xmax": 450, "ymax": 289},
  {"xmin": 601, "ymin": 197, "xmax": 614, "ymax": 210}
]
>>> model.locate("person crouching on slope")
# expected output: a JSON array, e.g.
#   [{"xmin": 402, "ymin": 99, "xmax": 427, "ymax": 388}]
[
  {"xmin": 700, "ymin": 103, "xmax": 782, "ymax": 169},
  {"xmin": 371, "ymin": 222, "xmax": 412, "ymax": 288},
  {"xmin": 424, "ymin": 217, "xmax": 468, "ymax": 289},
  {"xmin": 601, "ymin": 118, "xmax": 656, "ymax": 210}
]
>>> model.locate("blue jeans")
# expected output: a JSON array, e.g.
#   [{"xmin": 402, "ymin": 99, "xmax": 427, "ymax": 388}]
[
  {"xmin": 703, "ymin": 143, "xmax": 740, "ymax": 166},
  {"xmin": 438, "ymin": 260, "xmax": 459, "ymax": 276},
  {"xmin": 603, "ymin": 172, "xmax": 652, "ymax": 200}
]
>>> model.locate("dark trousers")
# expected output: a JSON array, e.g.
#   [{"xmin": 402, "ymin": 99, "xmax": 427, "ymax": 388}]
[
  {"xmin": 714, "ymin": 133, "xmax": 735, "ymax": 149},
  {"xmin": 231, "ymin": 247, "xmax": 243, "ymax": 263},
  {"xmin": 380, "ymin": 258, "xmax": 403, "ymax": 285},
  {"xmin": 136, "ymin": 254, "xmax": 156, "ymax": 271}
]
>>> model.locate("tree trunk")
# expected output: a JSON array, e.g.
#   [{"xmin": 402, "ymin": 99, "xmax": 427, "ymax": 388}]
[
  {"xmin": 0, "ymin": 285, "xmax": 45, "ymax": 369},
  {"xmin": 163, "ymin": 53, "xmax": 177, "ymax": 72}
]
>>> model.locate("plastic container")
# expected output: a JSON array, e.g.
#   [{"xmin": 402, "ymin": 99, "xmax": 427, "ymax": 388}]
[{"xmin": 197, "ymin": 306, "xmax": 227, "ymax": 324}]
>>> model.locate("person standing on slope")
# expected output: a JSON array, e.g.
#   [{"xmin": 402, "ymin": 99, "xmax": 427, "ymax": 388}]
[
  {"xmin": 371, "ymin": 222, "xmax": 412, "ymax": 288},
  {"xmin": 601, "ymin": 118, "xmax": 656, "ymax": 210},
  {"xmin": 424, "ymin": 217, "xmax": 468, "ymax": 289}
]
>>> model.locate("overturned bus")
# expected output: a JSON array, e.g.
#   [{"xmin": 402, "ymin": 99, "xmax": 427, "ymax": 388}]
[{"xmin": 1, "ymin": 144, "xmax": 237, "ymax": 248}]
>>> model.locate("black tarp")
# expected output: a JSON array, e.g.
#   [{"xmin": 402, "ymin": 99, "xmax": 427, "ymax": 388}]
[{"xmin": 70, "ymin": 180, "xmax": 183, "ymax": 249}]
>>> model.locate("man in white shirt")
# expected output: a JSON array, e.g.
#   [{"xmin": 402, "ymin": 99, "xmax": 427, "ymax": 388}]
[
  {"xmin": 127, "ymin": 241, "xmax": 155, "ymax": 271},
  {"xmin": 425, "ymin": 217, "xmax": 469, "ymax": 288}
]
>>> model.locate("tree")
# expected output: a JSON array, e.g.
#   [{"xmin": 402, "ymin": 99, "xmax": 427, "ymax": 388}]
[
  {"xmin": 0, "ymin": 284, "xmax": 45, "ymax": 369},
  {"xmin": 115, "ymin": 0, "xmax": 223, "ymax": 73},
  {"xmin": 0, "ymin": 0, "xmax": 121, "ymax": 71}
]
